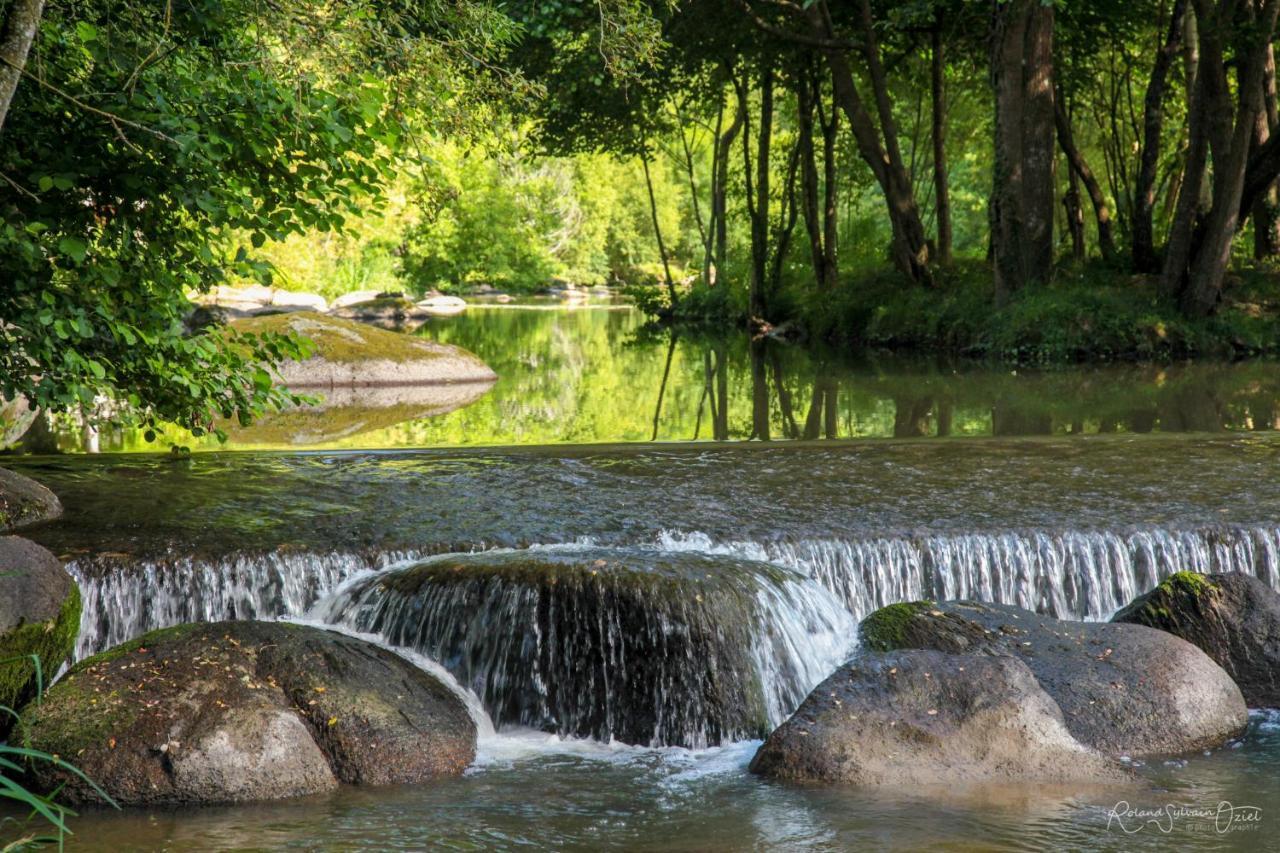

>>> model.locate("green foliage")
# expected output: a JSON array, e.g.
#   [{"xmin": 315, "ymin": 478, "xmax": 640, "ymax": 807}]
[{"xmin": 0, "ymin": 0, "xmax": 513, "ymax": 438}]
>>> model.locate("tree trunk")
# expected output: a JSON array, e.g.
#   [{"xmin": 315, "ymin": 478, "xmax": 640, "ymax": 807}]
[
  {"xmin": 1020, "ymin": 0, "xmax": 1056, "ymax": 277},
  {"xmin": 713, "ymin": 92, "xmax": 745, "ymax": 283},
  {"xmin": 807, "ymin": 1, "xmax": 932, "ymax": 285},
  {"xmin": 1252, "ymin": 44, "xmax": 1280, "ymax": 258},
  {"xmin": 0, "ymin": 0, "xmax": 46, "ymax": 137},
  {"xmin": 1065, "ymin": 162, "xmax": 1086, "ymax": 262},
  {"xmin": 744, "ymin": 65, "xmax": 774, "ymax": 321},
  {"xmin": 1173, "ymin": 0, "xmax": 1280, "ymax": 316},
  {"xmin": 1133, "ymin": 0, "xmax": 1188, "ymax": 272},
  {"xmin": 931, "ymin": 23, "xmax": 952, "ymax": 265},
  {"xmin": 1054, "ymin": 91, "xmax": 1118, "ymax": 261},
  {"xmin": 640, "ymin": 147, "xmax": 678, "ymax": 310}
]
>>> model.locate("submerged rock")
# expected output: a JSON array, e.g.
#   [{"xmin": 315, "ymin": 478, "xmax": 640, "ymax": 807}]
[
  {"xmin": 316, "ymin": 547, "xmax": 853, "ymax": 748},
  {"xmin": 750, "ymin": 649, "xmax": 1126, "ymax": 786},
  {"xmin": 859, "ymin": 599, "xmax": 1247, "ymax": 758},
  {"xmin": 0, "ymin": 537, "xmax": 80, "ymax": 728},
  {"xmin": 0, "ymin": 467, "xmax": 62, "ymax": 532},
  {"xmin": 229, "ymin": 313, "xmax": 495, "ymax": 389},
  {"xmin": 1113, "ymin": 572, "xmax": 1280, "ymax": 707},
  {"xmin": 22, "ymin": 621, "xmax": 476, "ymax": 805},
  {"xmin": 416, "ymin": 295, "xmax": 467, "ymax": 316}
]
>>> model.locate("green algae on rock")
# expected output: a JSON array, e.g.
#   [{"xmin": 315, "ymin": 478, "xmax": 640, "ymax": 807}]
[
  {"xmin": 1114, "ymin": 571, "xmax": 1280, "ymax": 707},
  {"xmin": 21, "ymin": 621, "xmax": 477, "ymax": 806},
  {"xmin": 857, "ymin": 599, "xmax": 1247, "ymax": 758},
  {"xmin": 0, "ymin": 536, "xmax": 80, "ymax": 728},
  {"xmin": 230, "ymin": 313, "xmax": 496, "ymax": 386}
]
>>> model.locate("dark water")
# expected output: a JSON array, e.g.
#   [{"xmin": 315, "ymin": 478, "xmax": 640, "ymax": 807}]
[
  {"xmin": 6, "ymin": 306, "xmax": 1280, "ymax": 850},
  {"xmin": 11, "ymin": 302, "xmax": 1280, "ymax": 451}
]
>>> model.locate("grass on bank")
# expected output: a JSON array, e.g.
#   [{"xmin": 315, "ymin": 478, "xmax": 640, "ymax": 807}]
[
  {"xmin": 655, "ymin": 260, "xmax": 1280, "ymax": 364},
  {"xmin": 0, "ymin": 654, "xmax": 116, "ymax": 852}
]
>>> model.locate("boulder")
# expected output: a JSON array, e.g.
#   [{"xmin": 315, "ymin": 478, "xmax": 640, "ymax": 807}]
[
  {"xmin": 316, "ymin": 547, "xmax": 852, "ymax": 748},
  {"xmin": 416, "ymin": 295, "xmax": 467, "ymax": 317},
  {"xmin": 195, "ymin": 285, "xmax": 327, "ymax": 315},
  {"xmin": 0, "ymin": 537, "xmax": 80, "ymax": 726},
  {"xmin": 750, "ymin": 649, "xmax": 1126, "ymax": 786},
  {"xmin": 328, "ymin": 296, "xmax": 425, "ymax": 330},
  {"xmin": 330, "ymin": 289, "xmax": 386, "ymax": 310},
  {"xmin": 0, "ymin": 396, "xmax": 37, "ymax": 450},
  {"xmin": 1114, "ymin": 572, "xmax": 1280, "ymax": 707},
  {"xmin": 0, "ymin": 467, "xmax": 62, "ymax": 532},
  {"xmin": 860, "ymin": 600, "xmax": 1248, "ymax": 758},
  {"xmin": 21, "ymin": 621, "xmax": 476, "ymax": 806},
  {"xmin": 229, "ymin": 313, "xmax": 496, "ymax": 389}
]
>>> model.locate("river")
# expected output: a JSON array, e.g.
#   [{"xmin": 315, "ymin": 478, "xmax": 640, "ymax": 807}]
[{"xmin": 4, "ymin": 302, "xmax": 1280, "ymax": 850}]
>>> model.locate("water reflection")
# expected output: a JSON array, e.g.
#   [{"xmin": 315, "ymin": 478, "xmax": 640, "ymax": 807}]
[{"xmin": 9, "ymin": 304, "xmax": 1280, "ymax": 452}]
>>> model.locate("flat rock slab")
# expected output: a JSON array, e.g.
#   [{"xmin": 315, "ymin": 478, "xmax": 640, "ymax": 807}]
[
  {"xmin": 230, "ymin": 313, "xmax": 495, "ymax": 388},
  {"xmin": 751, "ymin": 649, "xmax": 1126, "ymax": 786},
  {"xmin": 860, "ymin": 600, "xmax": 1247, "ymax": 758},
  {"xmin": 0, "ymin": 467, "xmax": 62, "ymax": 532},
  {"xmin": 1114, "ymin": 571, "xmax": 1280, "ymax": 707},
  {"xmin": 22, "ymin": 621, "xmax": 476, "ymax": 806}
]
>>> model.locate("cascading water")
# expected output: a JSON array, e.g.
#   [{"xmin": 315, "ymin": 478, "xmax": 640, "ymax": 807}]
[
  {"xmin": 310, "ymin": 546, "xmax": 856, "ymax": 749},
  {"xmin": 68, "ymin": 548, "xmax": 424, "ymax": 659},
  {"xmin": 654, "ymin": 524, "xmax": 1280, "ymax": 623}
]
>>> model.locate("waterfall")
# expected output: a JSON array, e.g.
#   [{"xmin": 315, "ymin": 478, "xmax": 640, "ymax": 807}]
[
  {"xmin": 655, "ymin": 524, "xmax": 1280, "ymax": 623},
  {"xmin": 68, "ymin": 548, "xmax": 424, "ymax": 659},
  {"xmin": 310, "ymin": 546, "xmax": 856, "ymax": 749}
]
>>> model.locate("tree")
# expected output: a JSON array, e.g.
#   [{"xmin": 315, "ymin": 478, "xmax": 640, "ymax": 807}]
[
  {"xmin": 0, "ymin": 0, "xmax": 511, "ymax": 437},
  {"xmin": 990, "ymin": 0, "xmax": 1055, "ymax": 301},
  {"xmin": 0, "ymin": 0, "xmax": 45, "ymax": 136}
]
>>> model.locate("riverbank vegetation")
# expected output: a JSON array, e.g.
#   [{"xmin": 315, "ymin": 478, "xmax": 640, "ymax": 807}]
[{"xmin": 5, "ymin": 0, "xmax": 1280, "ymax": 440}]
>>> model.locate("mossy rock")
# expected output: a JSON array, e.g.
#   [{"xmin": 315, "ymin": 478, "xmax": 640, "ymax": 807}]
[
  {"xmin": 0, "ymin": 467, "xmax": 63, "ymax": 533},
  {"xmin": 858, "ymin": 599, "xmax": 1247, "ymax": 758},
  {"xmin": 325, "ymin": 548, "xmax": 804, "ymax": 747},
  {"xmin": 21, "ymin": 621, "xmax": 476, "ymax": 806},
  {"xmin": 327, "ymin": 296, "xmax": 423, "ymax": 330},
  {"xmin": 228, "ymin": 313, "xmax": 496, "ymax": 388},
  {"xmin": 0, "ymin": 536, "xmax": 80, "ymax": 733},
  {"xmin": 1114, "ymin": 571, "xmax": 1280, "ymax": 707}
]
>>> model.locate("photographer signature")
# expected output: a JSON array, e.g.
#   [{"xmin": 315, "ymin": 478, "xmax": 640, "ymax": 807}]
[{"xmin": 1106, "ymin": 801, "xmax": 1262, "ymax": 834}]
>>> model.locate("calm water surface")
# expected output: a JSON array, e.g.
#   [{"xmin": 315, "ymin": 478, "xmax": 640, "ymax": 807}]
[{"xmin": 11, "ymin": 301, "xmax": 1280, "ymax": 452}]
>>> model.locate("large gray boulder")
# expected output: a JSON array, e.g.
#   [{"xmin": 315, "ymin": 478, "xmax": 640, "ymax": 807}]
[
  {"xmin": 230, "ymin": 313, "xmax": 496, "ymax": 389},
  {"xmin": 860, "ymin": 600, "xmax": 1248, "ymax": 758},
  {"xmin": 750, "ymin": 649, "xmax": 1126, "ymax": 786},
  {"xmin": 1114, "ymin": 572, "xmax": 1280, "ymax": 707},
  {"xmin": 0, "ymin": 537, "xmax": 80, "ymax": 726},
  {"xmin": 21, "ymin": 621, "xmax": 476, "ymax": 805},
  {"xmin": 0, "ymin": 467, "xmax": 62, "ymax": 532}
]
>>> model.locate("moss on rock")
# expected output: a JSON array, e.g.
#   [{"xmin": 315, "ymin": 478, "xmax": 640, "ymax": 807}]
[
  {"xmin": 858, "ymin": 601, "xmax": 936, "ymax": 652},
  {"xmin": 0, "ymin": 583, "xmax": 81, "ymax": 715}
]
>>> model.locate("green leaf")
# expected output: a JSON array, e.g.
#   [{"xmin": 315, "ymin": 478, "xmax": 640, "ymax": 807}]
[{"xmin": 57, "ymin": 237, "xmax": 88, "ymax": 264}]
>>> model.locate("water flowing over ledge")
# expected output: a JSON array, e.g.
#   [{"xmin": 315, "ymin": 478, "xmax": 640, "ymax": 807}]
[
  {"xmin": 69, "ymin": 523, "xmax": 1280, "ymax": 664},
  {"xmin": 656, "ymin": 524, "xmax": 1280, "ymax": 622}
]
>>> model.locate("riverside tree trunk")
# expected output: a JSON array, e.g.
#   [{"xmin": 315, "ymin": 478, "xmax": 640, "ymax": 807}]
[
  {"xmin": 991, "ymin": 0, "xmax": 1056, "ymax": 301},
  {"xmin": 1133, "ymin": 0, "xmax": 1188, "ymax": 272},
  {"xmin": 1054, "ymin": 92, "xmax": 1118, "ymax": 262},
  {"xmin": 806, "ymin": 1, "xmax": 933, "ymax": 285},
  {"xmin": 1252, "ymin": 45, "xmax": 1280, "ymax": 258},
  {"xmin": 0, "ymin": 0, "xmax": 46, "ymax": 137},
  {"xmin": 640, "ymin": 147, "xmax": 678, "ymax": 310},
  {"xmin": 1166, "ymin": 0, "xmax": 1280, "ymax": 316},
  {"xmin": 797, "ymin": 70, "xmax": 839, "ymax": 290},
  {"xmin": 713, "ymin": 91, "xmax": 745, "ymax": 284},
  {"xmin": 931, "ymin": 23, "xmax": 952, "ymax": 265}
]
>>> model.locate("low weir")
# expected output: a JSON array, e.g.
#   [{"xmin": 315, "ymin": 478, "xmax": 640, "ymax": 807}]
[{"xmin": 67, "ymin": 522, "xmax": 1280, "ymax": 744}]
